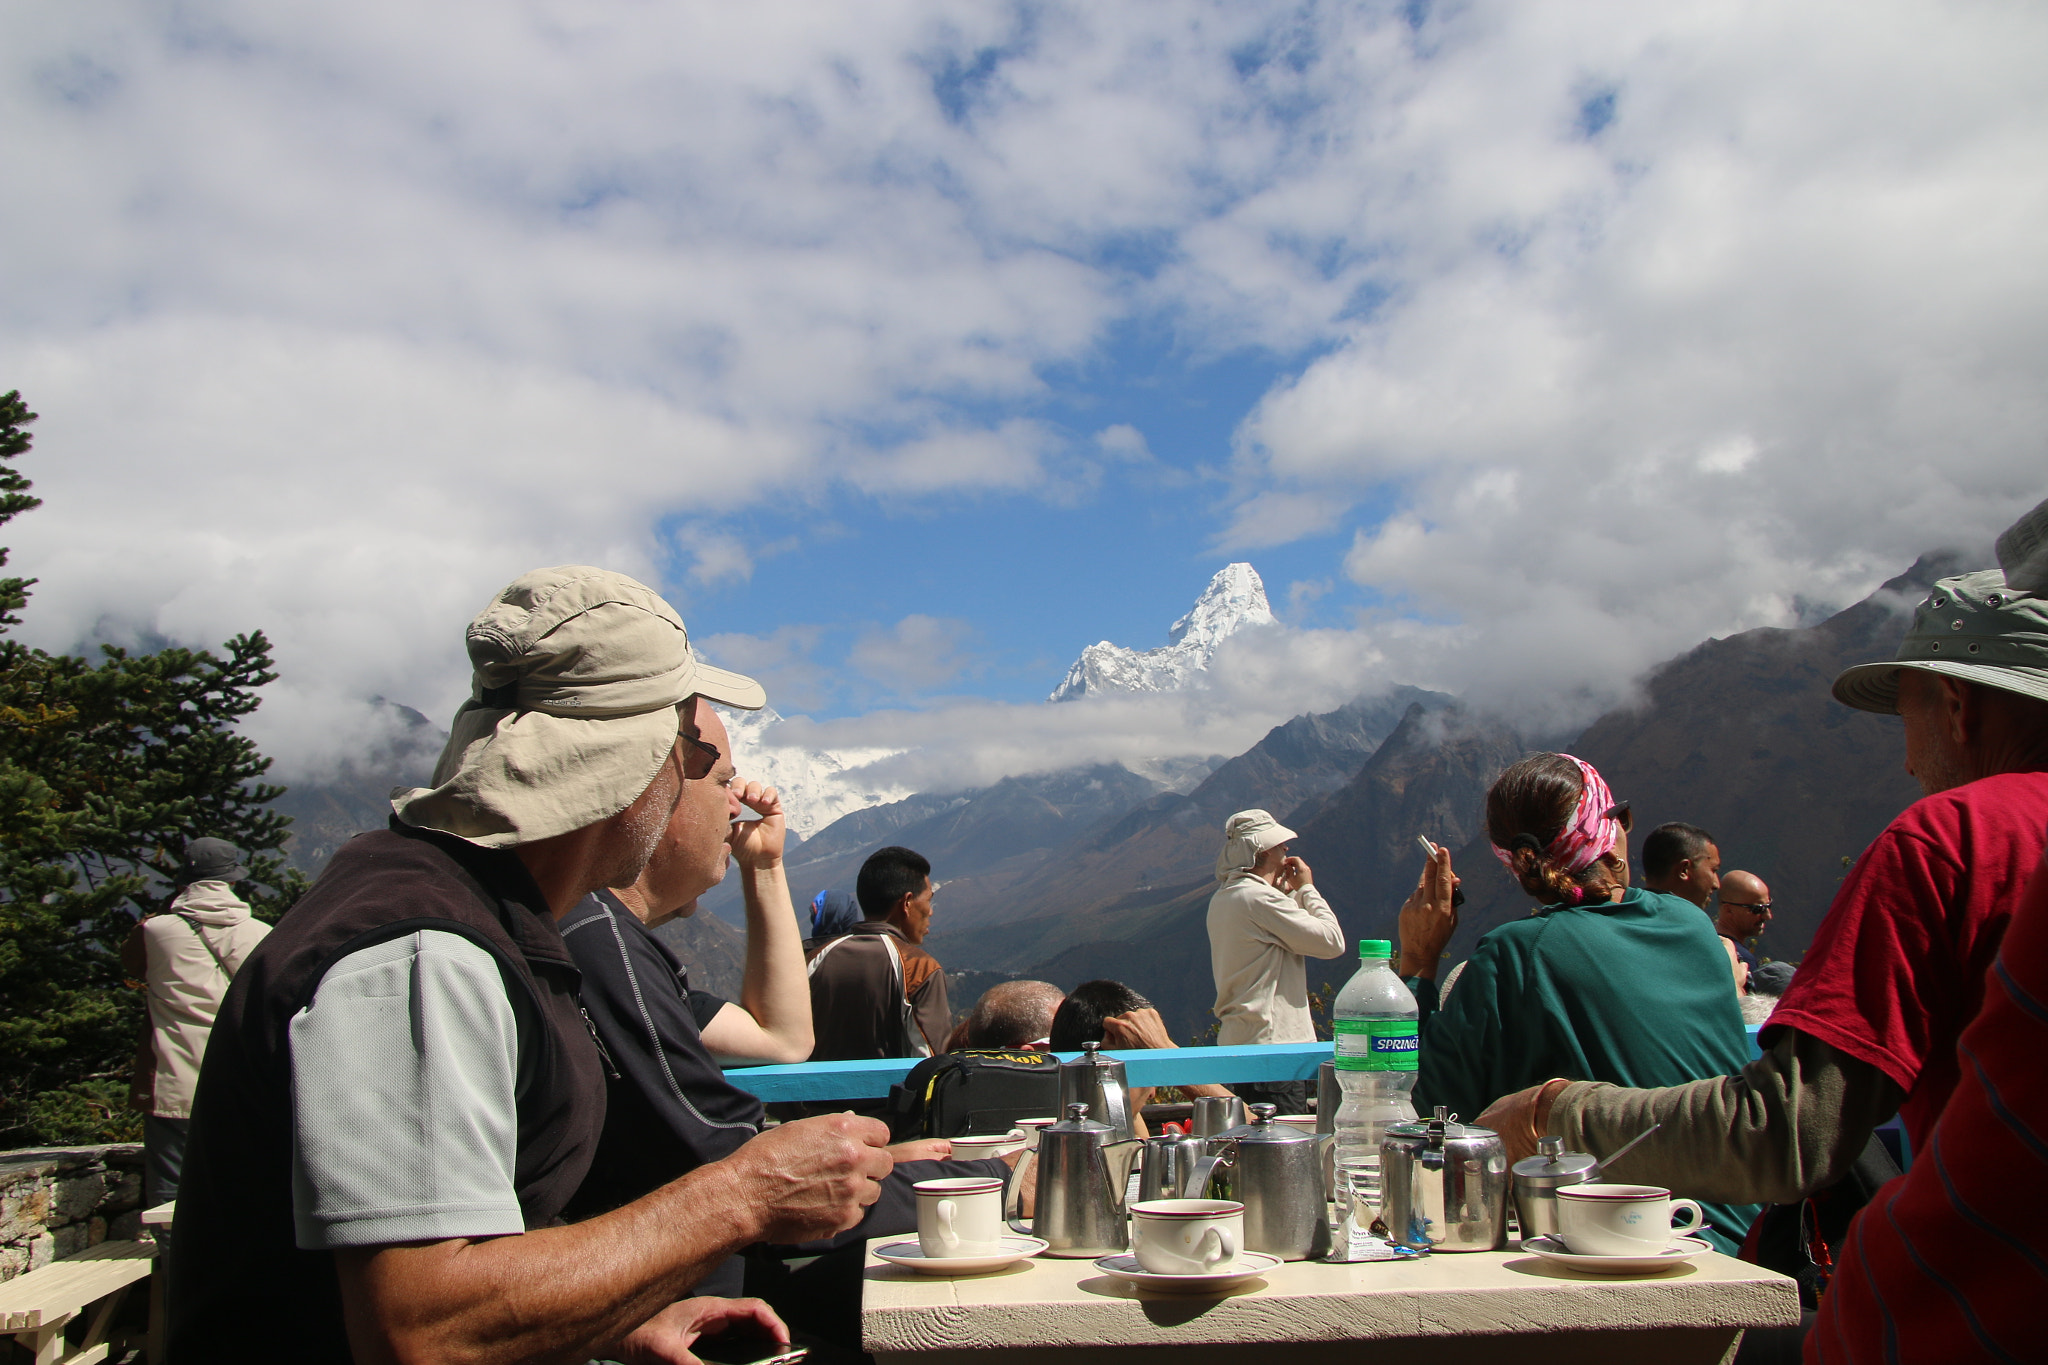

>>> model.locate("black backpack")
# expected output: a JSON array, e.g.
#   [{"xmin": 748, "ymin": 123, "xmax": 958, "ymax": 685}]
[{"xmin": 883, "ymin": 1050, "xmax": 1063, "ymax": 1141}]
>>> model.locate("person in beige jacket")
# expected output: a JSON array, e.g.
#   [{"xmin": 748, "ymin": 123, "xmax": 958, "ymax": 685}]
[
  {"xmin": 122, "ymin": 838, "xmax": 271, "ymax": 1240},
  {"xmin": 1206, "ymin": 809, "xmax": 1346, "ymax": 1112}
]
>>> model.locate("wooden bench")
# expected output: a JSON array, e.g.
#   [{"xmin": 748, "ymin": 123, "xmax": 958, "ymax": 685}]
[{"xmin": 0, "ymin": 1240, "xmax": 156, "ymax": 1365}]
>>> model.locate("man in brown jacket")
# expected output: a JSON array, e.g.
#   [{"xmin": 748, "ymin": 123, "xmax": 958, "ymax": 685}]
[
  {"xmin": 805, "ymin": 845, "xmax": 951, "ymax": 1066},
  {"xmin": 121, "ymin": 837, "xmax": 271, "ymax": 1245}
]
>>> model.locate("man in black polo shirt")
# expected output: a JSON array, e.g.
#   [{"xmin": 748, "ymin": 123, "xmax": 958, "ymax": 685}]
[
  {"xmin": 169, "ymin": 567, "xmax": 895, "ymax": 1364},
  {"xmin": 564, "ymin": 694, "xmax": 1009, "ymax": 1346}
]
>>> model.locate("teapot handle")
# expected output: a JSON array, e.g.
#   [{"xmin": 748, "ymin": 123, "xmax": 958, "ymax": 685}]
[
  {"xmin": 1003, "ymin": 1149, "xmax": 1036, "ymax": 1227},
  {"xmin": 1183, "ymin": 1151, "xmax": 1229, "ymax": 1199}
]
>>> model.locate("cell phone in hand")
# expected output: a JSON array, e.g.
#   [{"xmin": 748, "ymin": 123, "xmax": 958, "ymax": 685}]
[
  {"xmin": 692, "ymin": 1328, "xmax": 807, "ymax": 1365},
  {"xmin": 1415, "ymin": 836, "xmax": 1466, "ymax": 909}
]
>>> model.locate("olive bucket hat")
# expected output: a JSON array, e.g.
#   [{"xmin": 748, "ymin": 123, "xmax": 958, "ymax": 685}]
[
  {"xmin": 392, "ymin": 566, "xmax": 765, "ymax": 848},
  {"xmin": 1833, "ymin": 495, "xmax": 2048, "ymax": 714}
]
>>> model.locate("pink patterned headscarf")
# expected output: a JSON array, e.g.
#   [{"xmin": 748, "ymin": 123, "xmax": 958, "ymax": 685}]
[{"xmin": 1490, "ymin": 755, "xmax": 1623, "ymax": 876}]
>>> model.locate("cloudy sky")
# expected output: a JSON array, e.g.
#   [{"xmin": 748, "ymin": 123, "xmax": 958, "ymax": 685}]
[{"xmin": 4, "ymin": 0, "xmax": 2044, "ymax": 791}]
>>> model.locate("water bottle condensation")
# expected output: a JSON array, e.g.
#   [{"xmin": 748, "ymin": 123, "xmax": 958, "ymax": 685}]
[{"xmin": 1330, "ymin": 938, "xmax": 1419, "ymax": 1225}]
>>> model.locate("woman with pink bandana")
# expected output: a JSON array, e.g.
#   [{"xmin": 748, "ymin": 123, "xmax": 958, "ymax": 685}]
[{"xmin": 1409, "ymin": 752, "xmax": 1761, "ymax": 1253}]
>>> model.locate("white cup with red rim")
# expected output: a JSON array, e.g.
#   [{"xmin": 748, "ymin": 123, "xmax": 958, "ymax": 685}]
[
  {"xmin": 1555, "ymin": 1182, "xmax": 1706, "ymax": 1256},
  {"xmin": 913, "ymin": 1176, "xmax": 1007, "ymax": 1259},
  {"xmin": 1129, "ymin": 1198, "xmax": 1244, "ymax": 1275}
]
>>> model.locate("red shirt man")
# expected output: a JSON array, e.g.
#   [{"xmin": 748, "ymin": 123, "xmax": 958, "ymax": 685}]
[{"xmin": 1807, "ymin": 852, "xmax": 2048, "ymax": 1362}]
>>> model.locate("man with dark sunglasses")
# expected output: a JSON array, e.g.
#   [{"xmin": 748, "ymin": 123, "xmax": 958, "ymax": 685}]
[{"xmin": 1713, "ymin": 869, "xmax": 1772, "ymax": 979}]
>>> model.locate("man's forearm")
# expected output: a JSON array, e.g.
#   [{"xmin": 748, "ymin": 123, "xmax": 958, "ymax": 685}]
[
  {"xmin": 339, "ymin": 1158, "xmax": 769, "ymax": 1365},
  {"xmin": 738, "ymin": 859, "xmax": 812, "ymax": 1061},
  {"xmin": 1547, "ymin": 1029, "xmax": 1903, "ymax": 1205}
]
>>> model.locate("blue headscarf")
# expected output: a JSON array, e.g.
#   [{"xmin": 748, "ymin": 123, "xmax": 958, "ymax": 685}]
[{"xmin": 810, "ymin": 889, "xmax": 861, "ymax": 940}]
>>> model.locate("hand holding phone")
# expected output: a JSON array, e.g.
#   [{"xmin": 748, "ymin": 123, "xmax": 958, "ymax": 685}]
[
  {"xmin": 1415, "ymin": 836, "xmax": 1466, "ymax": 908},
  {"xmin": 692, "ymin": 1328, "xmax": 807, "ymax": 1365}
]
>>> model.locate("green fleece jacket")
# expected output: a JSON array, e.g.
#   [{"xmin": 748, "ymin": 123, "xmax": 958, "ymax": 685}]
[{"xmin": 1412, "ymin": 886, "xmax": 1762, "ymax": 1253}]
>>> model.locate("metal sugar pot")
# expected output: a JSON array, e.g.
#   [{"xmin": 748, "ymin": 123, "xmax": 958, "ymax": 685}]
[
  {"xmin": 1511, "ymin": 1136, "xmax": 1597, "ymax": 1243},
  {"xmin": 1008, "ymin": 1102, "xmax": 1143, "ymax": 1258},
  {"xmin": 1379, "ymin": 1107, "xmax": 1508, "ymax": 1253},
  {"xmin": 1059, "ymin": 1041, "xmax": 1133, "ymax": 1141},
  {"xmin": 1204, "ymin": 1103, "xmax": 1332, "ymax": 1261},
  {"xmin": 1138, "ymin": 1131, "xmax": 1226, "ymax": 1204}
]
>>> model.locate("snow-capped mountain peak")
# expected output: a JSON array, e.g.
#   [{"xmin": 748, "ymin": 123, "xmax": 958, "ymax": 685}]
[
  {"xmin": 717, "ymin": 705, "xmax": 915, "ymax": 841},
  {"xmin": 1049, "ymin": 563, "xmax": 1276, "ymax": 702}
]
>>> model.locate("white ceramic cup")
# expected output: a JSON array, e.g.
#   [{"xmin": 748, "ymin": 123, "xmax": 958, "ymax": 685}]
[
  {"xmin": 1015, "ymin": 1118, "xmax": 1057, "ymax": 1150},
  {"xmin": 1129, "ymin": 1198, "xmax": 1244, "ymax": 1275},
  {"xmin": 914, "ymin": 1176, "xmax": 1007, "ymax": 1259},
  {"xmin": 1555, "ymin": 1183, "xmax": 1705, "ymax": 1256},
  {"xmin": 946, "ymin": 1128, "xmax": 1027, "ymax": 1159}
]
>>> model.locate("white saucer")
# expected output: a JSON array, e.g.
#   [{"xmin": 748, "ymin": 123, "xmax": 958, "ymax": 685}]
[
  {"xmin": 944, "ymin": 1135, "xmax": 1027, "ymax": 1159},
  {"xmin": 873, "ymin": 1236, "xmax": 1048, "ymax": 1276},
  {"xmin": 1522, "ymin": 1235, "xmax": 1713, "ymax": 1274},
  {"xmin": 1091, "ymin": 1251, "xmax": 1282, "ymax": 1293}
]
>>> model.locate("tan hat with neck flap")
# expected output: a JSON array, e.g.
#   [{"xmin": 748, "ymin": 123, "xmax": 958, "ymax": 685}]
[{"xmin": 393, "ymin": 565, "xmax": 765, "ymax": 848}]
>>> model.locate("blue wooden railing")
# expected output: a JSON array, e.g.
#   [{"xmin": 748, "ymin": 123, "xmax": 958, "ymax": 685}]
[
  {"xmin": 723, "ymin": 1027, "xmax": 1772, "ymax": 1103},
  {"xmin": 723, "ymin": 1042, "xmax": 1331, "ymax": 1103}
]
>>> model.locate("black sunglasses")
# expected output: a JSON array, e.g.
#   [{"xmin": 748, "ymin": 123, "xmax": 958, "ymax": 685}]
[
  {"xmin": 681, "ymin": 734, "xmax": 722, "ymax": 781},
  {"xmin": 1723, "ymin": 900, "xmax": 1772, "ymax": 913}
]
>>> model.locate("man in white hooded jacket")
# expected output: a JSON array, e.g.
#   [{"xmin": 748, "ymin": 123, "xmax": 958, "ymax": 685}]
[
  {"xmin": 1206, "ymin": 810, "xmax": 1346, "ymax": 1111},
  {"xmin": 122, "ymin": 838, "xmax": 271, "ymax": 1243}
]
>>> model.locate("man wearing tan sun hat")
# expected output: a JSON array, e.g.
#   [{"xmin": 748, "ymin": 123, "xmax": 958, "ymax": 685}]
[
  {"xmin": 168, "ymin": 567, "xmax": 896, "ymax": 1365},
  {"xmin": 1479, "ymin": 496, "xmax": 2048, "ymax": 1225}
]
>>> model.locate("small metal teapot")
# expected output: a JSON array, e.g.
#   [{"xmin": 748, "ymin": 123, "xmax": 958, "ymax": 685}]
[
  {"xmin": 1006, "ymin": 1101, "xmax": 1143, "ymax": 1257},
  {"xmin": 1138, "ymin": 1129, "xmax": 1227, "ymax": 1204},
  {"xmin": 1203, "ymin": 1104, "xmax": 1332, "ymax": 1260},
  {"xmin": 1379, "ymin": 1107, "xmax": 1508, "ymax": 1253},
  {"xmin": 1059, "ymin": 1042, "xmax": 1132, "ymax": 1141}
]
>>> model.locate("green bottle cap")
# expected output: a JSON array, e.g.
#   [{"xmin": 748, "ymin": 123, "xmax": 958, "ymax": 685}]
[{"xmin": 1359, "ymin": 938, "xmax": 1393, "ymax": 959}]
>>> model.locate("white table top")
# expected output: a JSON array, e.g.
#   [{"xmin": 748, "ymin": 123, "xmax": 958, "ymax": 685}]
[{"xmin": 862, "ymin": 1240, "xmax": 1800, "ymax": 1357}]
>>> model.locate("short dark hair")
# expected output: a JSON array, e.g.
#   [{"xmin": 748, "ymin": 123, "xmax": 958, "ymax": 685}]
[
  {"xmin": 1641, "ymin": 823, "xmax": 1716, "ymax": 880},
  {"xmin": 1048, "ymin": 979, "xmax": 1152, "ymax": 1051},
  {"xmin": 856, "ymin": 845, "xmax": 931, "ymax": 920}
]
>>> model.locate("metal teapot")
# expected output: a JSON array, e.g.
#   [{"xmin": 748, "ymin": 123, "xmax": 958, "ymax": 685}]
[
  {"xmin": 1379, "ymin": 1107, "xmax": 1508, "ymax": 1253},
  {"xmin": 1203, "ymin": 1104, "xmax": 1332, "ymax": 1260},
  {"xmin": 1058, "ymin": 1041, "xmax": 1132, "ymax": 1141},
  {"xmin": 1005, "ymin": 1102, "xmax": 1144, "ymax": 1258}
]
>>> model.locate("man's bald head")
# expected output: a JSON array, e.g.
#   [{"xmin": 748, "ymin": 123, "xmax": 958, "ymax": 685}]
[
  {"xmin": 960, "ymin": 980, "xmax": 1065, "ymax": 1050},
  {"xmin": 1716, "ymin": 870, "xmax": 1772, "ymax": 942}
]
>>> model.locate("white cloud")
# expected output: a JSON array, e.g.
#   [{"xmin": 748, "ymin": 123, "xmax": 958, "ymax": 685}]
[
  {"xmin": 1094, "ymin": 424, "xmax": 1151, "ymax": 461},
  {"xmin": 678, "ymin": 527, "xmax": 755, "ymax": 587},
  {"xmin": 849, "ymin": 614, "xmax": 977, "ymax": 694},
  {"xmin": 1216, "ymin": 0, "xmax": 2048, "ymax": 712},
  {"xmin": 1216, "ymin": 491, "xmax": 1349, "ymax": 551},
  {"xmin": 2, "ymin": 0, "xmax": 2044, "ymax": 792}
]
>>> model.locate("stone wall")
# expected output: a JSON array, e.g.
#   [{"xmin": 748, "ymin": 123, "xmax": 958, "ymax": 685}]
[{"xmin": 0, "ymin": 1144, "xmax": 147, "ymax": 1282}]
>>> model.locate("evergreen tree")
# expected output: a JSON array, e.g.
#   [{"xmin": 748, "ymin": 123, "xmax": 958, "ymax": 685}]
[{"xmin": 0, "ymin": 390, "xmax": 307, "ymax": 1145}]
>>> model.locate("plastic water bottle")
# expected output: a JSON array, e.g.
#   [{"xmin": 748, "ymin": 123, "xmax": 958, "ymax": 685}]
[{"xmin": 1331, "ymin": 938, "xmax": 1419, "ymax": 1225}]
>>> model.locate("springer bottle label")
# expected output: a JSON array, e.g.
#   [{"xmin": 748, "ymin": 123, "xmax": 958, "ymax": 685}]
[{"xmin": 1333, "ymin": 1018, "xmax": 1420, "ymax": 1072}]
